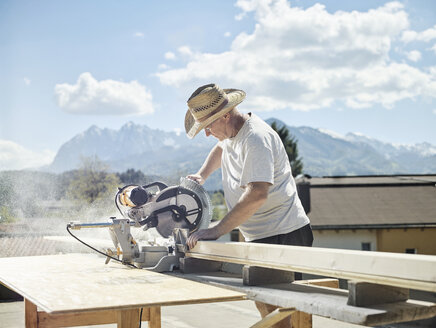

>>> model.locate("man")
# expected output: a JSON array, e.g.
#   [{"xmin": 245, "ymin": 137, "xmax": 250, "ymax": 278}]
[{"xmin": 184, "ymin": 83, "xmax": 313, "ymax": 328}]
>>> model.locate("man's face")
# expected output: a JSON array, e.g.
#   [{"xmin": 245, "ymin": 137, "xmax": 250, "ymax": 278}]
[{"xmin": 204, "ymin": 115, "xmax": 228, "ymax": 141}]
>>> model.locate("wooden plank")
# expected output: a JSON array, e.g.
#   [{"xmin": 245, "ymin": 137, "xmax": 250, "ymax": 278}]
[
  {"xmin": 25, "ymin": 299, "xmax": 37, "ymax": 328},
  {"xmin": 0, "ymin": 254, "xmax": 245, "ymax": 314},
  {"xmin": 178, "ymin": 272, "xmax": 436, "ymax": 326},
  {"xmin": 188, "ymin": 241, "xmax": 436, "ymax": 292},
  {"xmin": 250, "ymin": 307, "xmax": 295, "ymax": 328}
]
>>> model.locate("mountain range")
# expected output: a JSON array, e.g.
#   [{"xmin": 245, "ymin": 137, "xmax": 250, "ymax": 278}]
[{"xmin": 47, "ymin": 119, "xmax": 436, "ymax": 188}]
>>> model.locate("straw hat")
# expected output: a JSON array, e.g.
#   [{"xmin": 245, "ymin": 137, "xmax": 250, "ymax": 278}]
[{"xmin": 184, "ymin": 84, "xmax": 246, "ymax": 139}]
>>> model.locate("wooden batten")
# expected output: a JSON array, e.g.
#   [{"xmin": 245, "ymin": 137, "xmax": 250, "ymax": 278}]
[{"xmin": 188, "ymin": 241, "xmax": 436, "ymax": 292}]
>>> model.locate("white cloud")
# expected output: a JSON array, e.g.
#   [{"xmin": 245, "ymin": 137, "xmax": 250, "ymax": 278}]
[
  {"xmin": 158, "ymin": 63, "xmax": 170, "ymax": 70},
  {"xmin": 54, "ymin": 72, "xmax": 154, "ymax": 115},
  {"xmin": 401, "ymin": 24, "xmax": 436, "ymax": 43},
  {"xmin": 405, "ymin": 50, "xmax": 422, "ymax": 62},
  {"xmin": 178, "ymin": 46, "xmax": 193, "ymax": 57},
  {"xmin": 0, "ymin": 140, "xmax": 55, "ymax": 170},
  {"xmin": 224, "ymin": 32, "xmax": 232, "ymax": 37},
  {"xmin": 156, "ymin": 0, "xmax": 436, "ymax": 111},
  {"xmin": 431, "ymin": 44, "xmax": 436, "ymax": 54},
  {"xmin": 23, "ymin": 77, "xmax": 31, "ymax": 85},
  {"xmin": 134, "ymin": 32, "xmax": 144, "ymax": 38},
  {"xmin": 433, "ymin": 109, "xmax": 436, "ymax": 115},
  {"xmin": 173, "ymin": 127, "xmax": 182, "ymax": 136},
  {"xmin": 164, "ymin": 51, "xmax": 176, "ymax": 60}
]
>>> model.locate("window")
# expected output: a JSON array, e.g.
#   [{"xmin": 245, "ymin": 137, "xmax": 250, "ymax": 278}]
[
  {"xmin": 405, "ymin": 248, "xmax": 417, "ymax": 254},
  {"xmin": 361, "ymin": 242, "xmax": 371, "ymax": 251}
]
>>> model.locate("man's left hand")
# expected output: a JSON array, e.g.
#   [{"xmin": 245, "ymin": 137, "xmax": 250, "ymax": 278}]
[{"xmin": 187, "ymin": 228, "xmax": 220, "ymax": 250}]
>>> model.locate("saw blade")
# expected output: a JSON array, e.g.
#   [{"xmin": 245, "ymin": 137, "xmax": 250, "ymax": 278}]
[
  {"xmin": 153, "ymin": 178, "xmax": 212, "ymax": 238},
  {"xmin": 179, "ymin": 177, "xmax": 212, "ymax": 231}
]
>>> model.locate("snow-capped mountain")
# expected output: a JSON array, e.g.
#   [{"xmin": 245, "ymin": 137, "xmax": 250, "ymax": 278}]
[
  {"xmin": 49, "ymin": 121, "xmax": 215, "ymax": 176},
  {"xmin": 48, "ymin": 119, "xmax": 436, "ymax": 178}
]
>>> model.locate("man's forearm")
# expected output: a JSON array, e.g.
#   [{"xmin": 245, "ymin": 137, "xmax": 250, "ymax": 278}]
[{"xmin": 214, "ymin": 182, "xmax": 269, "ymax": 236}]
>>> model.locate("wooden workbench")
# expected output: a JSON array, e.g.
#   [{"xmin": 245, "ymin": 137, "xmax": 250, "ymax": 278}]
[{"xmin": 0, "ymin": 253, "xmax": 245, "ymax": 327}]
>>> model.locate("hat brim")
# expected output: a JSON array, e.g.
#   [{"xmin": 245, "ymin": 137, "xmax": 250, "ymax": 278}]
[{"xmin": 184, "ymin": 88, "xmax": 246, "ymax": 139}]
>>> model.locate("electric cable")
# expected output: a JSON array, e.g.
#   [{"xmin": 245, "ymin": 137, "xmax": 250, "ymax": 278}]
[{"xmin": 66, "ymin": 225, "xmax": 138, "ymax": 269}]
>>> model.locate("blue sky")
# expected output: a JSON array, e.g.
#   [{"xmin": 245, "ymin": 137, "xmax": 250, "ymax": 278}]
[{"xmin": 1, "ymin": 0, "xmax": 435, "ymax": 170}]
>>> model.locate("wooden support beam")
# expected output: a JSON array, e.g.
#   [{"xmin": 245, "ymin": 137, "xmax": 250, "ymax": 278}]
[
  {"xmin": 250, "ymin": 307, "xmax": 296, "ymax": 328},
  {"xmin": 347, "ymin": 282, "xmax": 409, "ymax": 307},
  {"xmin": 243, "ymin": 266, "xmax": 294, "ymax": 286},
  {"xmin": 292, "ymin": 278, "xmax": 339, "ymax": 328},
  {"xmin": 291, "ymin": 311, "xmax": 311, "ymax": 328},
  {"xmin": 188, "ymin": 241, "xmax": 436, "ymax": 292},
  {"xmin": 26, "ymin": 306, "xmax": 157, "ymax": 328},
  {"xmin": 149, "ymin": 307, "xmax": 161, "ymax": 328},
  {"xmin": 117, "ymin": 308, "xmax": 140, "ymax": 328},
  {"xmin": 141, "ymin": 307, "xmax": 151, "ymax": 321},
  {"xmin": 179, "ymin": 257, "xmax": 222, "ymax": 273},
  {"xmin": 25, "ymin": 299, "xmax": 37, "ymax": 328},
  {"xmin": 38, "ymin": 310, "xmax": 117, "ymax": 327}
]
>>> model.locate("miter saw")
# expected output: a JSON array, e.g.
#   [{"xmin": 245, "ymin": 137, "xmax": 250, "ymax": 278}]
[{"xmin": 67, "ymin": 177, "xmax": 212, "ymax": 272}]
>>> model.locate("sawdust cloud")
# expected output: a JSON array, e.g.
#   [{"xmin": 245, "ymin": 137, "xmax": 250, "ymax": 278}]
[{"xmin": 0, "ymin": 171, "xmax": 162, "ymax": 257}]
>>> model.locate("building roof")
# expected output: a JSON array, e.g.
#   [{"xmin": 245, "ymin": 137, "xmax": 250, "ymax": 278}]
[
  {"xmin": 310, "ymin": 174, "xmax": 436, "ymax": 187},
  {"xmin": 306, "ymin": 175, "xmax": 436, "ymax": 229}
]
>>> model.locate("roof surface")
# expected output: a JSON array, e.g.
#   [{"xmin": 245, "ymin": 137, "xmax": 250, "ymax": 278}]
[{"xmin": 306, "ymin": 175, "xmax": 436, "ymax": 228}]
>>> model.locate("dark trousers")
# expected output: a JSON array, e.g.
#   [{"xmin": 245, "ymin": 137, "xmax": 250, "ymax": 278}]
[{"xmin": 250, "ymin": 224, "xmax": 313, "ymax": 279}]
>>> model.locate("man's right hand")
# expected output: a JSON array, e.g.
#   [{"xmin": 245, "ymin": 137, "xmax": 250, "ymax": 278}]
[
  {"xmin": 186, "ymin": 174, "xmax": 205, "ymax": 185},
  {"xmin": 186, "ymin": 227, "xmax": 220, "ymax": 249}
]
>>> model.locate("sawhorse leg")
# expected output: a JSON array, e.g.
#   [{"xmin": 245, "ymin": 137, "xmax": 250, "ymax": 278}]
[
  {"xmin": 292, "ymin": 278, "xmax": 340, "ymax": 328},
  {"xmin": 130, "ymin": 307, "xmax": 161, "ymax": 328},
  {"xmin": 25, "ymin": 299, "xmax": 38, "ymax": 328},
  {"xmin": 251, "ymin": 308, "xmax": 296, "ymax": 328}
]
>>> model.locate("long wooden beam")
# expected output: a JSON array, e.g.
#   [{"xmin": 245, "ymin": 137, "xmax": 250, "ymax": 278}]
[{"xmin": 187, "ymin": 242, "xmax": 436, "ymax": 292}]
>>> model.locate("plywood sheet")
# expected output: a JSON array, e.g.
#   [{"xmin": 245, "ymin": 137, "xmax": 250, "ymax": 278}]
[{"xmin": 0, "ymin": 254, "xmax": 244, "ymax": 314}]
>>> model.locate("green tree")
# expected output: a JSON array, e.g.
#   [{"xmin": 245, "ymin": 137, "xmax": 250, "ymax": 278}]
[
  {"xmin": 211, "ymin": 190, "xmax": 225, "ymax": 206},
  {"xmin": 117, "ymin": 169, "xmax": 147, "ymax": 185},
  {"xmin": 211, "ymin": 190, "xmax": 227, "ymax": 221},
  {"xmin": 0, "ymin": 206, "xmax": 15, "ymax": 223},
  {"xmin": 0, "ymin": 173, "xmax": 17, "ymax": 222},
  {"xmin": 67, "ymin": 156, "xmax": 120, "ymax": 204},
  {"xmin": 270, "ymin": 121, "xmax": 304, "ymax": 177}
]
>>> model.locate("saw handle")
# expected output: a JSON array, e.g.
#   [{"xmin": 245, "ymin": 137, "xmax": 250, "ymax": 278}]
[{"xmin": 142, "ymin": 181, "xmax": 168, "ymax": 192}]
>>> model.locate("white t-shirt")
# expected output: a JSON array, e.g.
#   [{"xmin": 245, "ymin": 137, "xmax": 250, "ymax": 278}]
[{"xmin": 220, "ymin": 113, "xmax": 310, "ymax": 241}]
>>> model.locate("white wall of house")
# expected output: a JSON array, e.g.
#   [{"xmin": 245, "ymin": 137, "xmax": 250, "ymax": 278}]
[{"xmin": 313, "ymin": 229, "xmax": 378, "ymax": 251}]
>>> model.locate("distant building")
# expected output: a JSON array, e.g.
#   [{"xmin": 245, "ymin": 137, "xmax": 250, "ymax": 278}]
[{"xmin": 298, "ymin": 175, "xmax": 436, "ymax": 255}]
